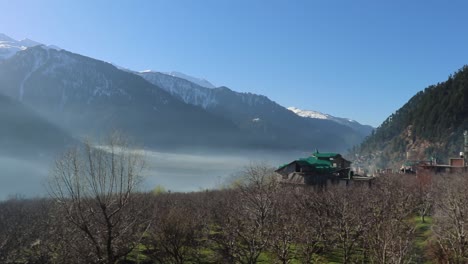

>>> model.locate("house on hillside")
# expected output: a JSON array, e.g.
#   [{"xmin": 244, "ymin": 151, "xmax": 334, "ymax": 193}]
[
  {"xmin": 276, "ymin": 152, "xmax": 362, "ymax": 186},
  {"xmin": 406, "ymin": 131, "xmax": 468, "ymax": 174},
  {"xmin": 400, "ymin": 161, "xmax": 418, "ymax": 174},
  {"xmin": 418, "ymin": 157, "xmax": 467, "ymax": 174}
]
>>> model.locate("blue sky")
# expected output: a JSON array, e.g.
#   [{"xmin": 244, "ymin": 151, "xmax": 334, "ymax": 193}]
[{"xmin": 2, "ymin": 0, "xmax": 468, "ymax": 127}]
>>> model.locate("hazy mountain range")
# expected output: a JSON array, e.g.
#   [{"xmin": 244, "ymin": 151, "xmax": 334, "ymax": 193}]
[
  {"xmin": 162, "ymin": 71, "xmax": 216, "ymax": 89},
  {"xmin": 138, "ymin": 70, "xmax": 373, "ymax": 150},
  {"xmin": 0, "ymin": 33, "xmax": 59, "ymax": 61},
  {"xmin": 287, "ymin": 107, "xmax": 374, "ymax": 136},
  {"xmin": 0, "ymin": 92, "xmax": 71, "ymax": 158},
  {"xmin": 0, "ymin": 34, "xmax": 373, "ymax": 154}
]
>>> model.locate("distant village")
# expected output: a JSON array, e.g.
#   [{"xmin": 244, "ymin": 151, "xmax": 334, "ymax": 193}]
[
  {"xmin": 398, "ymin": 130, "xmax": 468, "ymax": 174},
  {"xmin": 277, "ymin": 130, "xmax": 468, "ymax": 186}
]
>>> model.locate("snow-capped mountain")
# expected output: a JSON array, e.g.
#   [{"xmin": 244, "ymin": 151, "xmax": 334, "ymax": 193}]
[
  {"xmin": 0, "ymin": 33, "xmax": 372, "ymax": 152},
  {"xmin": 141, "ymin": 70, "xmax": 216, "ymax": 89},
  {"xmin": 288, "ymin": 107, "xmax": 374, "ymax": 137},
  {"xmin": 139, "ymin": 71, "xmax": 370, "ymax": 151},
  {"xmin": 139, "ymin": 71, "xmax": 275, "ymax": 109},
  {"xmin": 0, "ymin": 46, "xmax": 243, "ymax": 149},
  {"xmin": 0, "ymin": 33, "xmax": 58, "ymax": 61},
  {"xmin": 164, "ymin": 71, "xmax": 216, "ymax": 89},
  {"xmin": 288, "ymin": 107, "xmax": 330, "ymax": 120},
  {"xmin": 139, "ymin": 70, "xmax": 218, "ymax": 108}
]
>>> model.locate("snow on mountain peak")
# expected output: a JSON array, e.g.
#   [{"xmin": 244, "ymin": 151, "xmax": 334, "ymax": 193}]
[
  {"xmin": 139, "ymin": 71, "xmax": 219, "ymax": 109},
  {"xmin": 19, "ymin": 38, "xmax": 42, "ymax": 47},
  {"xmin": 288, "ymin": 106, "xmax": 373, "ymax": 136},
  {"xmin": 165, "ymin": 71, "xmax": 216, "ymax": 89},
  {"xmin": 0, "ymin": 33, "xmax": 60, "ymax": 60},
  {"xmin": 287, "ymin": 107, "xmax": 330, "ymax": 120}
]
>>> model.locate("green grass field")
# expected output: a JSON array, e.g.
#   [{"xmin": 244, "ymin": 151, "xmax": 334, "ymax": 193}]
[
  {"xmin": 124, "ymin": 215, "xmax": 435, "ymax": 264},
  {"xmin": 412, "ymin": 216, "xmax": 433, "ymax": 264}
]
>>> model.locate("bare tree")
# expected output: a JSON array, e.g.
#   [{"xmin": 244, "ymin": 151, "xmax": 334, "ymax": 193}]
[
  {"xmin": 48, "ymin": 132, "xmax": 151, "ymax": 264},
  {"xmin": 145, "ymin": 193, "xmax": 208, "ymax": 264},
  {"xmin": 0, "ymin": 196, "xmax": 36, "ymax": 263},
  {"xmin": 326, "ymin": 184, "xmax": 372, "ymax": 264},
  {"xmin": 294, "ymin": 188, "xmax": 333, "ymax": 263},
  {"xmin": 431, "ymin": 173, "xmax": 468, "ymax": 263},
  {"xmin": 211, "ymin": 164, "xmax": 279, "ymax": 264},
  {"xmin": 415, "ymin": 171, "xmax": 434, "ymax": 223},
  {"xmin": 268, "ymin": 186, "xmax": 301, "ymax": 264},
  {"xmin": 0, "ymin": 197, "xmax": 69, "ymax": 264},
  {"xmin": 363, "ymin": 174, "xmax": 418, "ymax": 264}
]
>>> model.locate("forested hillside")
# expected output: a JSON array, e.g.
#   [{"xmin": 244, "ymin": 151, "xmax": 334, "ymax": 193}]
[{"xmin": 353, "ymin": 65, "xmax": 468, "ymax": 170}]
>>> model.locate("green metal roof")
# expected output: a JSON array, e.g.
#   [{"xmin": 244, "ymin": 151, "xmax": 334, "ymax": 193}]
[
  {"xmin": 300, "ymin": 156, "xmax": 335, "ymax": 173},
  {"xmin": 312, "ymin": 152, "xmax": 340, "ymax": 159},
  {"xmin": 277, "ymin": 155, "xmax": 335, "ymax": 174},
  {"xmin": 299, "ymin": 156, "xmax": 332, "ymax": 166}
]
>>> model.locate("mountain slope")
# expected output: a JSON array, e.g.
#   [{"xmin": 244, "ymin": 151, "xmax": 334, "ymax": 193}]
[
  {"xmin": 0, "ymin": 46, "xmax": 244, "ymax": 149},
  {"xmin": 0, "ymin": 32, "xmax": 370, "ymax": 152},
  {"xmin": 0, "ymin": 92, "xmax": 72, "ymax": 157},
  {"xmin": 353, "ymin": 65, "xmax": 468, "ymax": 170},
  {"xmin": 163, "ymin": 71, "xmax": 216, "ymax": 89},
  {"xmin": 287, "ymin": 107, "xmax": 374, "ymax": 137},
  {"xmin": 0, "ymin": 34, "xmax": 49, "ymax": 61},
  {"xmin": 139, "ymin": 71, "xmax": 368, "ymax": 151}
]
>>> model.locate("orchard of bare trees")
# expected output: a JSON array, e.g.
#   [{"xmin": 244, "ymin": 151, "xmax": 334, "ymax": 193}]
[{"xmin": 1, "ymin": 136, "xmax": 467, "ymax": 263}]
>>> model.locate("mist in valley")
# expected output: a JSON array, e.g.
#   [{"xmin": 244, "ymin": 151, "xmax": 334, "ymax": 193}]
[
  {"xmin": 0, "ymin": 155, "xmax": 50, "ymax": 200},
  {"xmin": 141, "ymin": 149, "xmax": 305, "ymax": 192},
  {"xmin": 0, "ymin": 148, "xmax": 305, "ymax": 199}
]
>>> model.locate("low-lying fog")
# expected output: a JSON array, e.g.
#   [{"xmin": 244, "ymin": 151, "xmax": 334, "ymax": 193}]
[
  {"xmin": 0, "ymin": 155, "xmax": 50, "ymax": 200},
  {"xmin": 141, "ymin": 149, "xmax": 304, "ymax": 192},
  {"xmin": 0, "ymin": 149, "xmax": 306, "ymax": 200}
]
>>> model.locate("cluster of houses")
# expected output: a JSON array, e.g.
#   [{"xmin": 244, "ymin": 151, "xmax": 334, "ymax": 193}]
[
  {"xmin": 400, "ymin": 131, "xmax": 468, "ymax": 175},
  {"xmin": 279, "ymin": 131, "xmax": 468, "ymax": 186}
]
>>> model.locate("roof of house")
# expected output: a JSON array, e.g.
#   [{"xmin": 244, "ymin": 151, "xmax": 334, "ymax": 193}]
[
  {"xmin": 313, "ymin": 152, "xmax": 341, "ymax": 159},
  {"xmin": 278, "ymin": 156, "xmax": 336, "ymax": 173},
  {"xmin": 299, "ymin": 156, "xmax": 333, "ymax": 166}
]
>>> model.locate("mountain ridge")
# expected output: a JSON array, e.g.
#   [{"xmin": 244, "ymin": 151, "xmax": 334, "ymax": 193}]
[
  {"xmin": 164, "ymin": 71, "xmax": 216, "ymax": 89},
  {"xmin": 0, "ymin": 34, "xmax": 58, "ymax": 61},
  {"xmin": 352, "ymin": 65, "xmax": 468, "ymax": 171},
  {"xmin": 0, "ymin": 46, "xmax": 247, "ymax": 150},
  {"xmin": 0, "ymin": 32, "xmax": 372, "ymax": 152},
  {"xmin": 139, "ymin": 71, "xmax": 371, "ymax": 152},
  {"xmin": 288, "ymin": 106, "xmax": 374, "ymax": 137},
  {"xmin": 0, "ymin": 91, "xmax": 73, "ymax": 158}
]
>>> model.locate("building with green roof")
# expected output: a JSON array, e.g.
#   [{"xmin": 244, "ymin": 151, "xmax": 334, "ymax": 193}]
[{"xmin": 276, "ymin": 151, "xmax": 353, "ymax": 185}]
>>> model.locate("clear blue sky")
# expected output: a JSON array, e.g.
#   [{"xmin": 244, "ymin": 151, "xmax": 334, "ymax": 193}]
[{"xmin": 2, "ymin": 0, "xmax": 468, "ymax": 127}]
